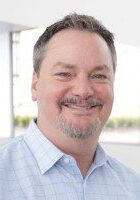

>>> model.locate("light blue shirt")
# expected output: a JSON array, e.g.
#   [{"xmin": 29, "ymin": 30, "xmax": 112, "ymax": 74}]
[{"xmin": 0, "ymin": 120, "xmax": 140, "ymax": 200}]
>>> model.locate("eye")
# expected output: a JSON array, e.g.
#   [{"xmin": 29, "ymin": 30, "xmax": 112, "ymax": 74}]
[
  {"xmin": 54, "ymin": 72, "xmax": 73, "ymax": 81},
  {"xmin": 55, "ymin": 72, "xmax": 71, "ymax": 77},
  {"xmin": 91, "ymin": 74, "xmax": 107, "ymax": 80}
]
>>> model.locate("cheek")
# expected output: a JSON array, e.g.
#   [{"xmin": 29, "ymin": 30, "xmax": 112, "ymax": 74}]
[
  {"xmin": 97, "ymin": 85, "xmax": 114, "ymax": 123},
  {"xmin": 96, "ymin": 84, "xmax": 114, "ymax": 105},
  {"xmin": 37, "ymin": 81, "xmax": 68, "ymax": 108},
  {"xmin": 50, "ymin": 84, "xmax": 69, "ymax": 104}
]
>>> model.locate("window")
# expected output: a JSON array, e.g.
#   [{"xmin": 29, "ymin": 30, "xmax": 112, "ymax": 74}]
[{"xmin": 12, "ymin": 29, "xmax": 140, "ymax": 144}]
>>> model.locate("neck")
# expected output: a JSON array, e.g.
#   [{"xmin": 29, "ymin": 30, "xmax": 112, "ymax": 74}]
[
  {"xmin": 60, "ymin": 137, "xmax": 98, "ymax": 177},
  {"xmin": 53, "ymin": 134, "xmax": 98, "ymax": 177},
  {"xmin": 36, "ymin": 118, "xmax": 100, "ymax": 177},
  {"xmin": 70, "ymin": 144, "xmax": 98, "ymax": 177}
]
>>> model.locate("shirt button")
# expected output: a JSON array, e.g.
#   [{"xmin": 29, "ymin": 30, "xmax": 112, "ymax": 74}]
[{"xmin": 63, "ymin": 157, "xmax": 71, "ymax": 164}]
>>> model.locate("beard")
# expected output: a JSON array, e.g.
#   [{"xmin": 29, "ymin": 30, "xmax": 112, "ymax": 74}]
[{"xmin": 58, "ymin": 115, "xmax": 102, "ymax": 139}]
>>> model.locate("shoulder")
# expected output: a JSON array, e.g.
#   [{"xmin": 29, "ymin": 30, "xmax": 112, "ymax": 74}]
[
  {"xmin": 107, "ymin": 155, "xmax": 140, "ymax": 177},
  {"xmin": 0, "ymin": 135, "xmax": 36, "ymax": 197},
  {"xmin": 0, "ymin": 135, "xmax": 24, "ymax": 155},
  {"xmin": 107, "ymin": 155, "xmax": 140, "ymax": 192},
  {"xmin": 0, "ymin": 134, "xmax": 25, "ymax": 150},
  {"xmin": 0, "ymin": 135, "xmax": 31, "ymax": 170}
]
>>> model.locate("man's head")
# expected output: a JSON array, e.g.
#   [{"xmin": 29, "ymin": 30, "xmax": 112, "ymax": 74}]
[
  {"xmin": 32, "ymin": 13, "xmax": 116, "ymax": 140},
  {"xmin": 33, "ymin": 13, "xmax": 116, "ymax": 76}
]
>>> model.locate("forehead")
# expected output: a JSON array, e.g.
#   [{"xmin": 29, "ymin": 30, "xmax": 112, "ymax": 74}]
[
  {"xmin": 41, "ymin": 29, "xmax": 113, "ymax": 72},
  {"xmin": 47, "ymin": 29, "xmax": 109, "ymax": 51}
]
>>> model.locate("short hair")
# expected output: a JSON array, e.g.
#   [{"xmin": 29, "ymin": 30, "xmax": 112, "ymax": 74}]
[{"xmin": 33, "ymin": 13, "xmax": 117, "ymax": 74}]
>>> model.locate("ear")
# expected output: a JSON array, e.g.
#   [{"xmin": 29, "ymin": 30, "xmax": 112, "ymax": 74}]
[{"xmin": 31, "ymin": 72, "xmax": 39, "ymax": 101}]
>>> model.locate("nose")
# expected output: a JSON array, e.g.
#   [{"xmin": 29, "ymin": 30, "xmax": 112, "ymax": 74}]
[{"xmin": 71, "ymin": 76, "xmax": 94, "ymax": 98}]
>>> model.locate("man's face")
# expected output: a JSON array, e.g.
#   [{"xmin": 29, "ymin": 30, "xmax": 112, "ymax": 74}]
[{"xmin": 32, "ymin": 29, "xmax": 114, "ymax": 139}]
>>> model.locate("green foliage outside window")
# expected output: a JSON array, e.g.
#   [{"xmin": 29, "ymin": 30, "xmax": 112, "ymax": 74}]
[
  {"xmin": 14, "ymin": 116, "xmax": 140, "ymax": 128},
  {"xmin": 106, "ymin": 116, "xmax": 140, "ymax": 128},
  {"xmin": 14, "ymin": 116, "xmax": 33, "ymax": 127}
]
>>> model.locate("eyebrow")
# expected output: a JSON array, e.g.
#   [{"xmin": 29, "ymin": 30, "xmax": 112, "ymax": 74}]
[
  {"xmin": 52, "ymin": 61, "xmax": 111, "ymax": 72},
  {"xmin": 52, "ymin": 62, "xmax": 75, "ymax": 69},
  {"xmin": 93, "ymin": 64, "xmax": 111, "ymax": 72}
]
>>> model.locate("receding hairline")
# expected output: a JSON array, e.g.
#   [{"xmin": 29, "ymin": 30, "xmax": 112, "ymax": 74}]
[
  {"xmin": 37, "ymin": 29, "xmax": 114, "ymax": 73},
  {"xmin": 33, "ymin": 13, "xmax": 116, "ymax": 74},
  {"xmin": 46, "ymin": 28, "xmax": 108, "ymax": 47}
]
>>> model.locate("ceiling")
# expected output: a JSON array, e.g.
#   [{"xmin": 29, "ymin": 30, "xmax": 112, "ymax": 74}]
[
  {"xmin": 0, "ymin": 0, "xmax": 140, "ymax": 46},
  {"xmin": 0, "ymin": 21, "xmax": 31, "ymax": 32}
]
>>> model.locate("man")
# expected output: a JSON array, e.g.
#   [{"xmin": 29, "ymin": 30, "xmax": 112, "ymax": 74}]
[{"xmin": 0, "ymin": 13, "xmax": 140, "ymax": 200}]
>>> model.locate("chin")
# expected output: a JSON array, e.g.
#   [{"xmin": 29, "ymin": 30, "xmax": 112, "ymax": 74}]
[{"xmin": 58, "ymin": 115, "xmax": 102, "ymax": 139}]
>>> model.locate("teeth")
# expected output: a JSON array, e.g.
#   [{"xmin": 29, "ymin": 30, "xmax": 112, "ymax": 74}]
[{"xmin": 64, "ymin": 104, "xmax": 94, "ymax": 109}]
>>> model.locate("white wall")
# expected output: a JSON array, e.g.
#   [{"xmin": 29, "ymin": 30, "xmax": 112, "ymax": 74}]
[{"xmin": 0, "ymin": 31, "xmax": 14, "ymax": 137}]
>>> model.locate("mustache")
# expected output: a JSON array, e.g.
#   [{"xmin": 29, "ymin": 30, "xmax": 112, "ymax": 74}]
[{"xmin": 59, "ymin": 97, "xmax": 103, "ymax": 107}]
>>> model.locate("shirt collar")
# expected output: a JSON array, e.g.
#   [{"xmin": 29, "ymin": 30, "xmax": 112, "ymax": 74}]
[
  {"xmin": 86, "ymin": 144, "xmax": 108, "ymax": 177},
  {"xmin": 94, "ymin": 144, "xmax": 108, "ymax": 166},
  {"xmin": 24, "ymin": 120, "xmax": 64, "ymax": 174},
  {"xmin": 24, "ymin": 120, "xmax": 108, "ymax": 175}
]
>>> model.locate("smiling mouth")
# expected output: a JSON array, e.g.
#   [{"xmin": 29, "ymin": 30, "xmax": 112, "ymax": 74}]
[
  {"xmin": 61, "ymin": 103, "xmax": 103, "ymax": 114},
  {"xmin": 63, "ymin": 104, "xmax": 97, "ymax": 110},
  {"xmin": 59, "ymin": 98, "xmax": 103, "ymax": 112}
]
